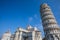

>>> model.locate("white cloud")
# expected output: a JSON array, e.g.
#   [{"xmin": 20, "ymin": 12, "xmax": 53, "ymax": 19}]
[
  {"xmin": 29, "ymin": 17, "xmax": 33, "ymax": 22},
  {"xmin": 28, "ymin": 14, "xmax": 39, "ymax": 23},
  {"xmin": 34, "ymin": 14, "xmax": 38, "ymax": 19}
]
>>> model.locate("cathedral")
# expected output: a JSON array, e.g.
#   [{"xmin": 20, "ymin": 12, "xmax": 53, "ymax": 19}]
[
  {"xmin": 1, "ymin": 25, "xmax": 42, "ymax": 40},
  {"xmin": 1, "ymin": 3, "xmax": 60, "ymax": 40}
]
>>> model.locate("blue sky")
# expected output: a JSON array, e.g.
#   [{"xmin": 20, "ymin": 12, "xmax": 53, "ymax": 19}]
[{"xmin": 0, "ymin": 0, "xmax": 60, "ymax": 37}]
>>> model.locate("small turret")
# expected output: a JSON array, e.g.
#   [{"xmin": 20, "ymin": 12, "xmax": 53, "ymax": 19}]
[
  {"xmin": 1, "ymin": 29, "xmax": 11, "ymax": 40},
  {"xmin": 34, "ymin": 27, "xmax": 39, "ymax": 31}
]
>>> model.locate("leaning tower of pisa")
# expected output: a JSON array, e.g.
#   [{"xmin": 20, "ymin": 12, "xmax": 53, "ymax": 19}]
[{"xmin": 40, "ymin": 3, "xmax": 60, "ymax": 40}]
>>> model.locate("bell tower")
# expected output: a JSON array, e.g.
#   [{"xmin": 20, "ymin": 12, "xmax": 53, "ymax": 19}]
[{"xmin": 40, "ymin": 3, "xmax": 60, "ymax": 40}]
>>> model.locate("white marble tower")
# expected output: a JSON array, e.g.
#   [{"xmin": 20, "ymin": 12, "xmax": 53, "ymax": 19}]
[{"xmin": 40, "ymin": 3, "xmax": 60, "ymax": 40}]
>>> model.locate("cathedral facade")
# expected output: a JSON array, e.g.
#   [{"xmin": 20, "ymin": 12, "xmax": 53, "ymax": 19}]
[
  {"xmin": 1, "ymin": 3, "xmax": 60, "ymax": 40},
  {"xmin": 1, "ymin": 25, "xmax": 42, "ymax": 40}
]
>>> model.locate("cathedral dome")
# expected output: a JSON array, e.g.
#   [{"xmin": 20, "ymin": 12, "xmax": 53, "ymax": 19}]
[{"xmin": 27, "ymin": 24, "xmax": 33, "ymax": 30}]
